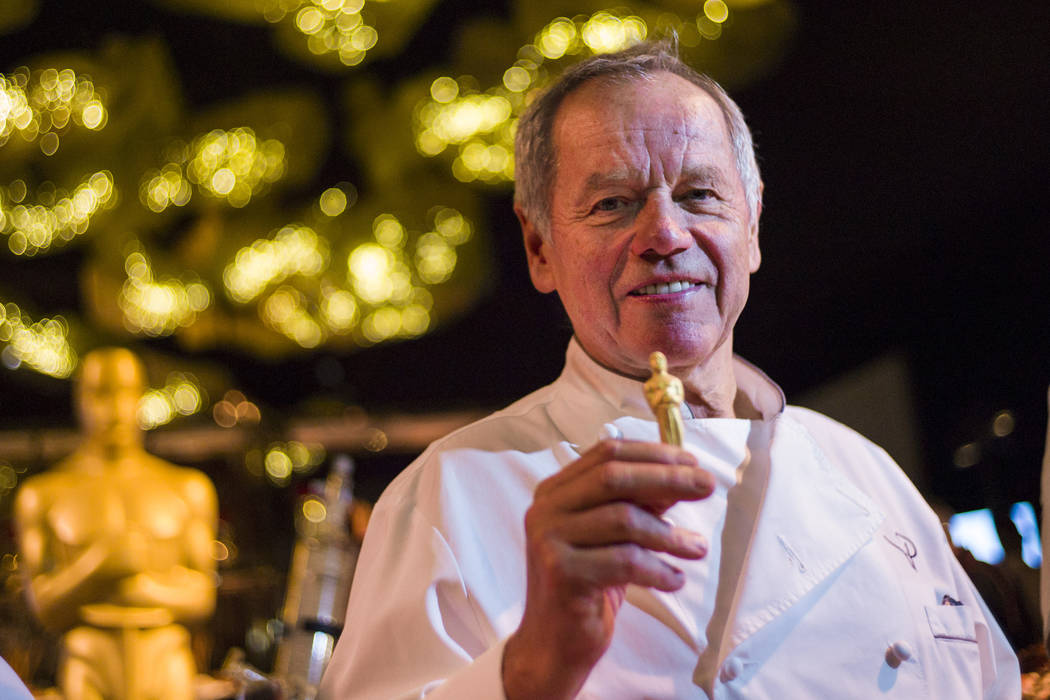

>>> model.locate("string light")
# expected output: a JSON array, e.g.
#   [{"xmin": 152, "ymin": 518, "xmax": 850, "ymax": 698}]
[
  {"xmin": 221, "ymin": 204, "xmax": 469, "ymax": 349},
  {"xmin": 0, "ymin": 301, "xmax": 77, "ymax": 378},
  {"xmin": 1, "ymin": 171, "xmax": 115, "ymax": 255},
  {"xmin": 414, "ymin": 89, "xmax": 516, "ymax": 182},
  {"xmin": 261, "ymin": 0, "xmax": 380, "ymax": 67},
  {"xmin": 143, "ymin": 128, "xmax": 285, "ymax": 212},
  {"xmin": 224, "ymin": 224, "xmax": 328, "ymax": 304},
  {"xmin": 412, "ymin": 7, "xmax": 738, "ymax": 182},
  {"xmin": 336, "ymin": 207, "xmax": 467, "ymax": 344},
  {"xmin": 0, "ymin": 66, "xmax": 108, "ymax": 153},
  {"xmin": 413, "ymin": 9, "xmax": 654, "ymax": 184},
  {"xmin": 137, "ymin": 372, "xmax": 205, "ymax": 430},
  {"xmin": 140, "ymin": 164, "xmax": 192, "ymax": 213},
  {"xmin": 119, "ymin": 248, "xmax": 211, "ymax": 337}
]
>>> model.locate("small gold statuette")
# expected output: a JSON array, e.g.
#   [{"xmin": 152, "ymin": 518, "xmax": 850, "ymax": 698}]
[{"xmin": 644, "ymin": 351, "xmax": 685, "ymax": 447}]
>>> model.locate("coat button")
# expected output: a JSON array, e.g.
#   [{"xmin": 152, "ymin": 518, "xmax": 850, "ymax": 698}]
[
  {"xmin": 885, "ymin": 640, "xmax": 914, "ymax": 668},
  {"xmin": 890, "ymin": 640, "xmax": 913, "ymax": 661},
  {"xmin": 720, "ymin": 656, "xmax": 743, "ymax": 682}
]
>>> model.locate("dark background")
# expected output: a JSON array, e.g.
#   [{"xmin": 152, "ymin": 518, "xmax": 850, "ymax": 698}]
[{"xmin": 1, "ymin": 0, "xmax": 1047, "ymax": 514}]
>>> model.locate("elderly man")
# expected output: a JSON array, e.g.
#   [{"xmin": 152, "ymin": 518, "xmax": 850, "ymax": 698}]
[{"xmin": 320, "ymin": 42, "xmax": 1018, "ymax": 698}]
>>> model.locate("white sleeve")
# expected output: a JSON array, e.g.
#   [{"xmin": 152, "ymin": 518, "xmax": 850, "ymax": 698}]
[
  {"xmin": 319, "ymin": 493, "xmax": 508, "ymax": 700},
  {"xmin": 0, "ymin": 656, "xmax": 32, "ymax": 700}
]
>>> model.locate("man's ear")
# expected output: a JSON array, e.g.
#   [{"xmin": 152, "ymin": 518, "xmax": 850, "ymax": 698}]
[
  {"xmin": 748, "ymin": 186, "xmax": 763, "ymax": 273},
  {"xmin": 516, "ymin": 204, "xmax": 557, "ymax": 293}
]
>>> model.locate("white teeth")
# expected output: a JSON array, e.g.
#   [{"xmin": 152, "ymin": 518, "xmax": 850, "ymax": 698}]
[{"xmin": 633, "ymin": 281, "xmax": 698, "ymax": 296}]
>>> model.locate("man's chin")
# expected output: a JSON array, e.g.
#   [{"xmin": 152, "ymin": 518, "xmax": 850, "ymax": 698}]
[
  {"xmin": 606, "ymin": 345, "xmax": 710, "ymax": 381},
  {"xmin": 575, "ymin": 330, "xmax": 722, "ymax": 379},
  {"xmin": 628, "ymin": 335, "xmax": 707, "ymax": 364}
]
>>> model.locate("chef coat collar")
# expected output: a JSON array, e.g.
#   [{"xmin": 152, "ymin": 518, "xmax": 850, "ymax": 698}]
[{"xmin": 557, "ymin": 337, "xmax": 785, "ymax": 426}]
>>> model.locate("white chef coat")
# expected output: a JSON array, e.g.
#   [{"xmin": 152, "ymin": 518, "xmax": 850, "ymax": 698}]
[
  {"xmin": 0, "ymin": 657, "xmax": 32, "ymax": 700},
  {"xmin": 320, "ymin": 339, "xmax": 1020, "ymax": 699}
]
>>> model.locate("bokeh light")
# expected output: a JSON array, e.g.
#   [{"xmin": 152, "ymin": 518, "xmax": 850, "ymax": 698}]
[
  {"xmin": 140, "ymin": 164, "xmax": 193, "ymax": 213},
  {"xmin": 0, "ymin": 66, "xmax": 108, "ymax": 152},
  {"xmin": 319, "ymin": 186, "xmax": 349, "ymax": 216},
  {"xmin": 212, "ymin": 389, "xmax": 262, "ymax": 428},
  {"xmin": 704, "ymin": 0, "xmax": 730, "ymax": 24},
  {"xmin": 120, "ymin": 247, "xmax": 211, "ymax": 337},
  {"xmin": 348, "ymin": 243, "xmax": 397, "ymax": 304},
  {"xmin": 261, "ymin": 285, "xmax": 325, "ymax": 348},
  {"xmin": 320, "ymin": 288, "xmax": 358, "ymax": 333},
  {"xmin": 413, "ymin": 9, "xmax": 655, "ymax": 184},
  {"xmin": 219, "ymin": 204, "xmax": 470, "ymax": 349},
  {"xmin": 263, "ymin": 0, "xmax": 381, "ymax": 67},
  {"xmin": 143, "ymin": 127, "xmax": 285, "ymax": 212},
  {"xmin": 1, "ymin": 171, "xmax": 115, "ymax": 255},
  {"xmin": 321, "ymin": 207, "xmax": 469, "ymax": 345},
  {"xmin": 265, "ymin": 446, "xmax": 294, "ymax": 484},
  {"xmin": 263, "ymin": 440, "xmax": 325, "ymax": 485},
  {"xmin": 992, "ymin": 410, "xmax": 1015, "ymax": 438},
  {"xmin": 302, "ymin": 496, "xmax": 327, "ymax": 523},
  {"xmin": 224, "ymin": 225, "xmax": 329, "ymax": 304},
  {"xmin": 0, "ymin": 301, "xmax": 76, "ymax": 378},
  {"xmin": 137, "ymin": 372, "xmax": 205, "ymax": 430},
  {"xmin": 953, "ymin": 442, "xmax": 981, "ymax": 469}
]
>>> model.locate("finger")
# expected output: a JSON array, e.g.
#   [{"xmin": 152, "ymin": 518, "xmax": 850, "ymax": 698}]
[
  {"xmin": 543, "ymin": 459, "xmax": 714, "ymax": 513},
  {"xmin": 540, "ymin": 439, "xmax": 697, "ymax": 492},
  {"xmin": 565, "ymin": 543, "xmax": 687, "ymax": 592},
  {"xmin": 555, "ymin": 502, "xmax": 708, "ymax": 560}
]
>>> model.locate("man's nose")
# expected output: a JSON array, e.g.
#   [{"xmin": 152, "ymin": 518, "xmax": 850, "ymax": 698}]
[{"xmin": 630, "ymin": 196, "xmax": 692, "ymax": 258}]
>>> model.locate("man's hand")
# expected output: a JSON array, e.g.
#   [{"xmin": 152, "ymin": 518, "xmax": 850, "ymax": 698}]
[{"xmin": 502, "ymin": 439, "xmax": 714, "ymax": 700}]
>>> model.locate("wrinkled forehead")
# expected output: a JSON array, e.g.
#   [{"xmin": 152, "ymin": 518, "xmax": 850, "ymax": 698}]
[{"xmin": 552, "ymin": 72, "xmax": 731, "ymax": 155}]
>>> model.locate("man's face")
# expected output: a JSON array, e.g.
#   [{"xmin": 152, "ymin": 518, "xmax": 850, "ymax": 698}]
[{"xmin": 520, "ymin": 72, "xmax": 761, "ymax": 379}]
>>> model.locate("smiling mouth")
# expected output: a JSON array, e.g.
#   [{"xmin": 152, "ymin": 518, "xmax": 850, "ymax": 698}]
[{"xmin": 629, "ymin": 281, "xmax": 702, "ymax": 296}]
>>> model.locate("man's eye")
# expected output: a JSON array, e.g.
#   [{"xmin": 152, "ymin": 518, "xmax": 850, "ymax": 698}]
[
  {"xmin": 592, "ymin": 197, "xmax": 625, "ymax": 213},
  {"xmin": 684, "ymin": 188, "xmax": 714, "ymax": 201}
]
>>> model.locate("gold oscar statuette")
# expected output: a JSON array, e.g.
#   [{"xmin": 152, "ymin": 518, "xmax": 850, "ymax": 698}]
[
  {"xmin": 644, "ymin": 351, "xmax": 685, "ymax": 447},
  {"xmin": 14, "ymin": 347, "xmax": 218, "ymax": 700}
]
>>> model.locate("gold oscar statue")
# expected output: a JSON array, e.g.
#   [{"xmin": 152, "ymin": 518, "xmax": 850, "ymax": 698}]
[
  {"xmin": 644, "ymin": 351, "xmax": 685, "ymax": 447},
  {"xmin": 13, "ymin": 348, "xmax": 218, "ymax": 700}
]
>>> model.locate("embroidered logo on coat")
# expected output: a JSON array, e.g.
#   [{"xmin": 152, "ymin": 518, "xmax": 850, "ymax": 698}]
[{"xmin": 883, "ymin": 532, "xmax": 918, "ymax": 570}]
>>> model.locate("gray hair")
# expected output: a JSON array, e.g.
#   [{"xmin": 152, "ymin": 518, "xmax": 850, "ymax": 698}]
[{"xmin": 513, "ymin": 40, "xmax": 762, "ymax": 238}]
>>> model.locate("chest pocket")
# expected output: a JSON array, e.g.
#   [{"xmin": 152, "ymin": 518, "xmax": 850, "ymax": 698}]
[
  {"xmin": 925, "ymin": 604, "xmax": 978, "ymax": 642},
  {"xmin": 921, "ymin": 603, "xmax": 984, "ymax": 699}
]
